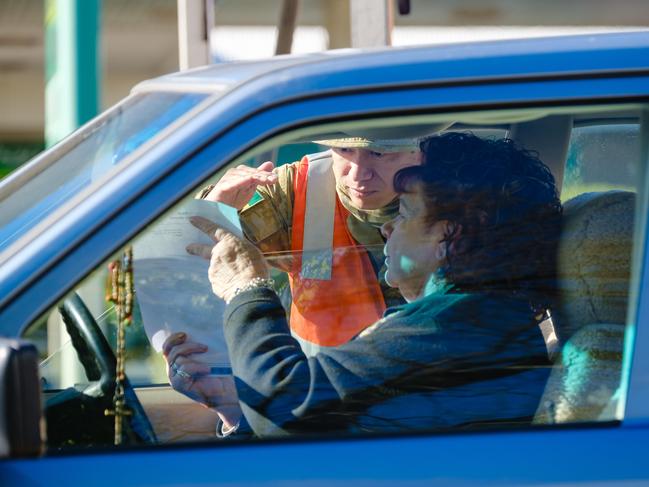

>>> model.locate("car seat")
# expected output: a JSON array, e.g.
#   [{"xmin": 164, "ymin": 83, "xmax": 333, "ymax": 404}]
[{"xmin": 534, "ymin": 190, "xmax": 634, "ymax": 424}]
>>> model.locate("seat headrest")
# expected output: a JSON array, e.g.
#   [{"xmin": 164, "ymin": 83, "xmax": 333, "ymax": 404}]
[
  {"xmin": 534, "ymin": 322, "xmax": 624, "ymax": 424},
  {"xmin": 554, "ymin": 190, "xmax": 635, "ymax": 342}
]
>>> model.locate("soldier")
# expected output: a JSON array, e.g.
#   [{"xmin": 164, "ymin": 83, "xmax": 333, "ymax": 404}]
[{"xmin": 197, "ymin": 134, "xmax": 426, "ymax": 355}]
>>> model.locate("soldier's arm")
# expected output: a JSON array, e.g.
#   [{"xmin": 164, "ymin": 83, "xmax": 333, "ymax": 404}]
[{"xmin": 196, "ymin": 162, "xmax": 297, "ymax": 266}]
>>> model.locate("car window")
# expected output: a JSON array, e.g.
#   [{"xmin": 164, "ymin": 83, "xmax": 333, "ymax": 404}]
[
  {"xmin": 0, "ymin": 92, "xmax": 209, "ymax": 252},
  {"xmin": 23, "ymin": 106, "xmax": 644, "ymax": 452}
]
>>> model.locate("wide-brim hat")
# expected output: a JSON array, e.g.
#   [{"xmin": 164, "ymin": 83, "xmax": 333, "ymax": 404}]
[{"xmin": 313, "ymin": 122, "xmax": 453, "ymax": 153}]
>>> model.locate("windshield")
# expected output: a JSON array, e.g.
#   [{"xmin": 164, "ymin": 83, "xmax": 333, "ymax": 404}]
[{"xmin": 0, "ymin": 92, "xmax": 208, "ymax": 250}]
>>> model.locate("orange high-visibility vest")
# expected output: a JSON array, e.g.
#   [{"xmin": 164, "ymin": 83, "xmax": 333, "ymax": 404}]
[{"xmin": 288, "ymin": 153, "xmax": 385, "ymax": 350}]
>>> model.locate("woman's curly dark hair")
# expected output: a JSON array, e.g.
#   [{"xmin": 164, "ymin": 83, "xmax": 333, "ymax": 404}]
[{"xmin": 394, "ymin": 132, "xmax": 563, "ymax": 311}]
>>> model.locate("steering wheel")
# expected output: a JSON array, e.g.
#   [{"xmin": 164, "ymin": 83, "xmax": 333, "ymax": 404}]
[{"xmin": 56, "ymin": 293, "xmax": 157, "ymax": 445}]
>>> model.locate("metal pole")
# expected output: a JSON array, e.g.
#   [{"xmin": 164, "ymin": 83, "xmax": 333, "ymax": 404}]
[
  {"xmin": 44, "ymin": 0, "xmax": 102, "ymax": 389},
  {"xmin": 275, "ymin": 0, "xmax": 300, "ymax": 55},
  {"xmin": 44, "ymin": 0, "xmax": 100, "ymax": 147},
  {"xmin": 350, "ymin": 0, "xmax": 393, "ymax": 48},
  {"xmin": 177, "ymin": 0, "xmax": 214, "ymax": 70},
  {"xmin": 324, "ymin": 0, "xmax": 351, "ymax": 49}
]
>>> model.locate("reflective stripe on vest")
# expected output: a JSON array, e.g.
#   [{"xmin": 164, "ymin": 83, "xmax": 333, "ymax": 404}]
[
  {"xmin": 289, "ymin": 152, "xmax": 386, "ymax": 350},
  {"xmin": 301, "ymin": 151, "xmax": 336, "ymax": 279}
]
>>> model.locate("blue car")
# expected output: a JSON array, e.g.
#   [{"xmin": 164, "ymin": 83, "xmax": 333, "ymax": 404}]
[{"xmin": 1, "ymin": 31, "xmax": 648, "ymax": 486}]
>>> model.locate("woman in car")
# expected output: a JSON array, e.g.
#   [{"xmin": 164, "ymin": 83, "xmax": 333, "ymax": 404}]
[{"xmin": 166, "ymin": 132, "xmax": 561, "ymax": 436}]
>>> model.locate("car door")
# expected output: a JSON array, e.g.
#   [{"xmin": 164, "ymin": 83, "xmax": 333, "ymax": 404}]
[{"xmin": 2, "ymin": 36, "xmax": 649, "ymax": 486}]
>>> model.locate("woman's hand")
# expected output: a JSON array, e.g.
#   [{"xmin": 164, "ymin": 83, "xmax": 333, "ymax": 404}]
[
  {"xmin": 186, "ymin": 216, "xmax": 269, "ymax": 303},
  {"xmin": 162, "ymin": 332, "xmax": 242, "ymax": 429}
]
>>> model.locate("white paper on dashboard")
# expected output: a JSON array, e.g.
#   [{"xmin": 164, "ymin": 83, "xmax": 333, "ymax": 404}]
[{"xmin": 131, "ymin": 198, "xmax": 243, "ymax": 375}]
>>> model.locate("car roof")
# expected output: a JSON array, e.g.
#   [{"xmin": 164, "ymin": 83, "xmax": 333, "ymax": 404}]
[{"xmin": 133, "ymin": 31, "xmax": 649, "ymax": 98}]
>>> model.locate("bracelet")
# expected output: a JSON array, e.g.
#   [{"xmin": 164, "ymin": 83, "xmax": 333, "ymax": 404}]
[{"xmin": 231, "ymin": 277, "xmax": 275, "ymax": 300}]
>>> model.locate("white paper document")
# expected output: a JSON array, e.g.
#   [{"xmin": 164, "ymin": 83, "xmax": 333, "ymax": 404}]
[{"xmin": 132, "ymin": 198, "xmax": 243, "ymax": 375}]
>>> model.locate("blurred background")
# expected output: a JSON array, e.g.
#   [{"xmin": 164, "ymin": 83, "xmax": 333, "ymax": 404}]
[{"xmin": 1, "ymin": 0, "xmax": 648, "ymax": 178}]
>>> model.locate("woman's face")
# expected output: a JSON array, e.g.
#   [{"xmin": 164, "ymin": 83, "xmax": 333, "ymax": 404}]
[{"xmin": 381, "ymin": 186, "xmax": 448, "ymax": 302}]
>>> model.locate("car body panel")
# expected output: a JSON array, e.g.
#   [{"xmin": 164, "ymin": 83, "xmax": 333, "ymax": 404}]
[{"xmin": 2, "ymin": 424, "xmax": 649, "ymax": 486}]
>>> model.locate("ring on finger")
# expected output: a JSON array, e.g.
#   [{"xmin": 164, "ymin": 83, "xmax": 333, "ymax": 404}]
[
  {"xmin": 177, "ymin": 368, "xmax": 192, "ymax": 379},
  {"xmin": 171, "ymin": 361, "xmax": 192, "ymax": 379}
]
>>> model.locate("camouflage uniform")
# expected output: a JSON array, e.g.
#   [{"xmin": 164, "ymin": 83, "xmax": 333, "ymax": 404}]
[{"xmin": 198, "ymin": 160, "xmax": 403, "ymax": 307}]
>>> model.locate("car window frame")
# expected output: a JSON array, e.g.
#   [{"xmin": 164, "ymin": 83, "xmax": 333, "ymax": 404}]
[
  {"xmin": 3, "ymin": 70, "xmax": 649, "ymax": 430},
  {"xmin": 622, "ymin": 108, "xmax": 649, "ymax": 423}
]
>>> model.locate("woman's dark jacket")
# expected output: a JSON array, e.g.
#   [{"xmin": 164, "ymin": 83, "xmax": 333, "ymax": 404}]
[{"xmin": 223, "ymin": 287, "xmax": 551, "ymax": 437}]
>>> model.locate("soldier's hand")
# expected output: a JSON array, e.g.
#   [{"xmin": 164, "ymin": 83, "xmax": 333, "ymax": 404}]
[{"xmin": 204, "ymin": 161, "xmax": 277, "ymax": 210}]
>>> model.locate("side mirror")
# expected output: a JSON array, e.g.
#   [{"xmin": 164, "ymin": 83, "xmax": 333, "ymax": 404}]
[{"xmin": 0, "ymin": 338, "xmax": 43, "ymax": 457}]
